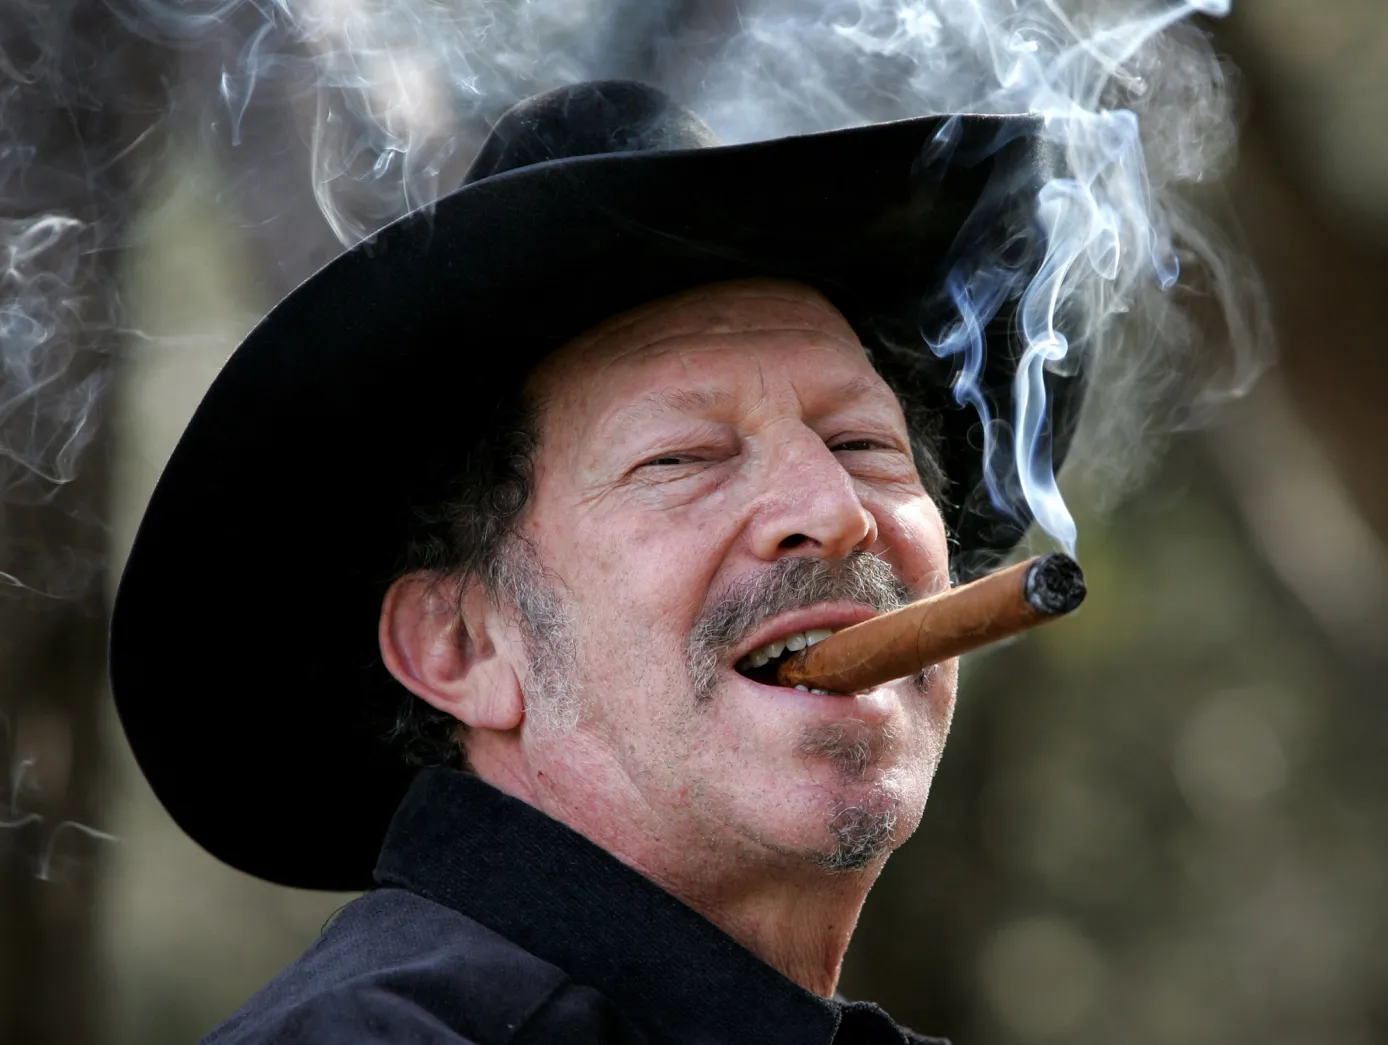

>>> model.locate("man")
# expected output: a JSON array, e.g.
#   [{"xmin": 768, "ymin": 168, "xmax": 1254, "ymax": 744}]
[{"xmin": 111, "ymin": 80, "xmax": 1081, "ymax": 1042}]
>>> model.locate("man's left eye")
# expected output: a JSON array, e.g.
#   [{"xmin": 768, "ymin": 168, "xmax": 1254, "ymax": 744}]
[
  {"xmin": 640, "ymin": 454, "xmax": 698, "ymax": 467},
  {"xmin": 831, "ymin": 439, "xmax": 888, "ymax": 452}
]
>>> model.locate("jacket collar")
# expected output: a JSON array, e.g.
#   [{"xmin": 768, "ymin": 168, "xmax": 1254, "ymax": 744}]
[{"xmin": 375, "ymin": 767, "xmax": 917, "ymax": 1045}]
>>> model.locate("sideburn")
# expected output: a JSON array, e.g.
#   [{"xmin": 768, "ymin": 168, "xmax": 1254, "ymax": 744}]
[{"xmin": 489, "ymin": 537, "xmax": 582, "ymax": 735}]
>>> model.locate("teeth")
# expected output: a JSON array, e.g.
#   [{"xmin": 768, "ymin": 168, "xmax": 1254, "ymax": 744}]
[
  {"xmin": 794, "ymin": 684, "xmax": 809, "ymax": 691},
  {"xmin": 737, "ymin": 627, "xmax": 839, "ymax": 674}
]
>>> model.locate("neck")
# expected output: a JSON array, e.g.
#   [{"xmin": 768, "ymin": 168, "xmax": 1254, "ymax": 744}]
[
  {"xmin": 652, "ymin": 857, "xmax": 878, "ymax": 997},
  {"xmin": 469, "ymin": 735, "xmax": 880, "ymax": 997}
]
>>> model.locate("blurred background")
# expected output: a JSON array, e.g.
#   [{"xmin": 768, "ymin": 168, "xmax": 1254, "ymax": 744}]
[{"xmin": 2, "ymin": 1, "xmax": 1387, "ymax": 1043}]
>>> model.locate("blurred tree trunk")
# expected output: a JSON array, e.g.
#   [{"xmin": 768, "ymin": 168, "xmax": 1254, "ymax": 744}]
[
  {"xmin": 0, "ymin": 3, "xmax": 164, "ymax": 1042},
  {"xmin": 1217, "ymin": 11, "xmax": 1388, "ymax": 541},
  {"xmin": 0, "ymin": 488, "xmax": 111, "ymax": 1045}
]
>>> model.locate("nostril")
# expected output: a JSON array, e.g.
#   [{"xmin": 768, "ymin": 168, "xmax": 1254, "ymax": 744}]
[{"xmin": 779, "ymin": 533, "xmax": 811, "ymax": 550}]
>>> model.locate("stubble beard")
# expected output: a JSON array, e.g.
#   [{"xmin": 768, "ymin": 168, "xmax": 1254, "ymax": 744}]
[
  {"xmin": 491, "ymin": 538, "xmax": 582, "ymax": 735},
  {"xmin": 501, "ymin": 546, "xmax": 925, "ymax": 873},
  {"xmin": 798, "ymin": 719, "xmax": 905, "ymax": 872},
  {"xmin": 686, "ymin": 552, "xmax": 922, "ymax": 873},
  {"xmin": 817, "ymin": 802, "xmax": 900, "ymax": 872}
]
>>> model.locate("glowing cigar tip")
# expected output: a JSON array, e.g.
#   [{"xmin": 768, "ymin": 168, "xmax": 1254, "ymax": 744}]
[{"xmin": 1023, "ymin": 553, "xmax": 1086, "ymax": 616}]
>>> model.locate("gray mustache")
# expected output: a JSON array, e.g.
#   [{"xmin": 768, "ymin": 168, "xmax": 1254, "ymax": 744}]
[{"xmin": 686, "ymin": 552, "xmax": 912, "ymax": 701}]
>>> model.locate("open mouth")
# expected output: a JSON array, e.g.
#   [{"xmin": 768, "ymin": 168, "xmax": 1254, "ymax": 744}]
[{"xmin": 734, "ymin": 628, "xmax": 845, "ymax": 695}]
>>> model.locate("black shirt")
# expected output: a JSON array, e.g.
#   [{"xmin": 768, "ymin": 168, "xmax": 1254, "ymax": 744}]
[{"xmin": 205, "ymin": 767, "xmax": 947, "ymax": 1044}]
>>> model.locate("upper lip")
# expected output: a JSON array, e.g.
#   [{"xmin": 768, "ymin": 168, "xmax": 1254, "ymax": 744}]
[{"xmin": 729, "ymin": 602, "xmax": 883, "ymax": 667}]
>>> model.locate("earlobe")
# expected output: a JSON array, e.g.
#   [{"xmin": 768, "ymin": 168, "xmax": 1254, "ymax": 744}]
[{"xmin": 378, "ymin": 574, "xmax": 525, "ymax": 732}]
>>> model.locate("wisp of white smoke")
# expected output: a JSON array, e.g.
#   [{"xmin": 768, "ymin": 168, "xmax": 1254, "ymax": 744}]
[{"xmin": 4, "ymin": 0, "xmax": 1269, "ymax": 585}]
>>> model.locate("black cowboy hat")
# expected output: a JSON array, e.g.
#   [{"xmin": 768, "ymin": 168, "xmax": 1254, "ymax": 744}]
[{"xmin": 111, "ymin": 80, "xmax": 1081, "ymax": 890}]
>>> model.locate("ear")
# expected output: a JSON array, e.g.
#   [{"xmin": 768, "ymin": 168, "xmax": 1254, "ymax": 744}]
[{"xmin": 378, "ymin": 574, "xmax": 525, "ymax": 732}]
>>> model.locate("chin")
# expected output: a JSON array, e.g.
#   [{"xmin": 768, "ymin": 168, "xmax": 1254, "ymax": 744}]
[
  {"xmin": 813, "ymin": 791, "xmax": 905, "ymax": 872},
  {"xmin": 763, "ymin": 771, "xmax": 926, "ymax": 875}
]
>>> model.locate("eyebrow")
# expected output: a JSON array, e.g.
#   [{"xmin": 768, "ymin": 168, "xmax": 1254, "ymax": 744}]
[
  {"xmin": 824, "ymin": 374, "xmax": 899, "ymax": 410},
  {"xmin": 600, "ymin": 373, "xmax": 901, "ymax": 438},
  {"xmin": 604, "ymin": 386, "xmax": 739, "ymax": 428}
]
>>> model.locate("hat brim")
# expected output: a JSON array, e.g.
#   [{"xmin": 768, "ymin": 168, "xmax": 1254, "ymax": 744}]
[{"xmin": 111, "ymin": 113, "xmax": 1078, "ymax": 890}]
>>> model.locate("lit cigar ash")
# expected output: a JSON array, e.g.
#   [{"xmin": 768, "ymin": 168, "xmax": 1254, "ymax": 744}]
[{"xmin": 776, "ymin": 554, "xmax": 1086, "ymax": 693}]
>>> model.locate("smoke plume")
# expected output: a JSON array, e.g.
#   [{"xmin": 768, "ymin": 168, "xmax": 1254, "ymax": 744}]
[{"xmin": 1, "ymin": 0, "xmax": 1269, "ymax": 586}]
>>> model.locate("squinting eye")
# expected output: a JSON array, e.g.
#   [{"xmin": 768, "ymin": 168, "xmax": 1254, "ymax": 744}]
[
  {"xmin": 641, "ymin": 454, "xmax": 696, "ymax": 467},
  {"xmin": 832, "ymin": 439, "xmax": 887, "ymax": 452}
]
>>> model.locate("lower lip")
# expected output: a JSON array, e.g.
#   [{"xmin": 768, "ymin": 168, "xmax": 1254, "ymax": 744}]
[{"xmin": 727, "ymin": 670, "xmax": 898, "ymax": 721}]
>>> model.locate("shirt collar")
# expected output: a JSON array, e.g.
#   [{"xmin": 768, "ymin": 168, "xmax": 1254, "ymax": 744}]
[{"xmin": 375, "ymin": 766, "xmax": 852, "ymax": 1045}]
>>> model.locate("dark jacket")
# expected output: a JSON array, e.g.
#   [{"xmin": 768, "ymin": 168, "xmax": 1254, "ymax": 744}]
[{"xmin": 204, "ymin": 768, "xmax": 947, "ymax": 1045}]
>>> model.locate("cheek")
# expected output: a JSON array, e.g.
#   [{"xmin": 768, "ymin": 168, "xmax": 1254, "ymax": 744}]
[
  {"xmin": 874, "ymin": 495, "xmax": 950, "ymax": 595},
  {"xmin": 577, "ymin": 497, "xmax": 739, "ymax": 633},
  {"xmin": 541, "ymin": 522, "xmax": 721, "ymax": 741}
]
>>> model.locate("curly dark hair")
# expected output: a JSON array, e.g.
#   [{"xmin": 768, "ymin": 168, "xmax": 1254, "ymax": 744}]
[
  {"xmin": 387, "ymin": 346, "xmax": 947, "ymax": 769},
  {"xmin": 386, "ymin": 386, "xmax": 540, "ymax": 769}
]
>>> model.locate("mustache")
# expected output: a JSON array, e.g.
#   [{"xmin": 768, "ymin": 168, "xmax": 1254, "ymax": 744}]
[{"xmin": 686, "ymin": 552, "xmax": 912, "ymax": 701}]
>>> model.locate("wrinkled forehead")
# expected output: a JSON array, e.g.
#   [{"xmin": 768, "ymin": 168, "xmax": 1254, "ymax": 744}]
[{"xmin": 527, "ymin": 278, "xmax": 871, "ymax": 405}]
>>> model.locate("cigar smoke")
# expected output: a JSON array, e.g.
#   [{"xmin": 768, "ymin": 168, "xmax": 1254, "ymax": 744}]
[
  {"xmin": 0, "ymin": 715, "xmax": 118, "ymax": 880},
  {"xmin": 0, "ymin": 0, "xmax": 1268, "ymax": 603},
  {"xmin": 698, "ymin": 0, "xmax": 1269, "ymax": 562}
]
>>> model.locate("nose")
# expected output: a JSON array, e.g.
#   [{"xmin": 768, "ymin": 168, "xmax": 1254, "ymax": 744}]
[{"xmin": 748, "ymin": 432, "xmax": 879, "ymax": 562}]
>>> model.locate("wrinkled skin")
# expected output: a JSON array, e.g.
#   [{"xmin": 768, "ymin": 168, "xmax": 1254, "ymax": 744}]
[{"xmin": 380, "ymin": 279, "xmax": 957, "ymax": 996}]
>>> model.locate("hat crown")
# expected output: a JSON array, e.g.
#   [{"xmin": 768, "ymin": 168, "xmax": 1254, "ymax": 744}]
[{"xmin": 463, "ymin": 80, "xmax": 720, "ymax": 184}]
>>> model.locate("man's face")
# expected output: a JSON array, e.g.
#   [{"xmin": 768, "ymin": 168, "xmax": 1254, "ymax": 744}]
[{"xmin": 510, "ymin": 279, "xmax": 955, "ymax": 875}]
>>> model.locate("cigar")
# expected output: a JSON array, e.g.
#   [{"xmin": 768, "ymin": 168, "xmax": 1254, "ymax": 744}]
[{"xmin": 776, "ymin": 553, "xmax": 1086, "ymax": 692}]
